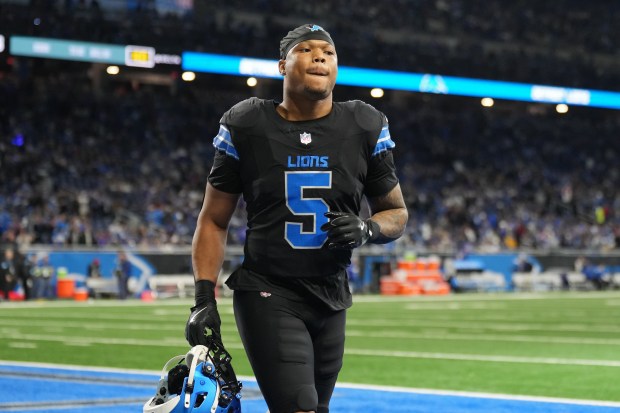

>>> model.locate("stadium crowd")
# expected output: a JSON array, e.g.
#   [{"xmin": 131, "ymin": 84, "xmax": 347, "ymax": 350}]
[
  {"xmin": 1, "ymin": 0, "xmax": 619, "ymax": 89},
  {"xmin": 1, "ymin": 1, "xmax": 619, "ymax": 253}
]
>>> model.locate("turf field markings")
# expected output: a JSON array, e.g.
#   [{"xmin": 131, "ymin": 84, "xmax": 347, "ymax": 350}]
[
  {"xmin": 0, "ymin": 318, "xmax": 238, "ymax": 333},
  {"xmin": 0, "ymin": 397, "xmax": 148, "ymax": 410},
  {"xmin": 336, "ymin": 382, "xmax": 620, "ymax": 408},
  {"xmin": 0, "ymin": 359, "xmax": 162, "ymax": 376},
  {"xmin": 0, "ymin": 312, "xmax": 193, "ymax": 322},
  {"xmin": 0, "ymin": 318, "xmax": 183, "ymax": 330},
  {"xmin": 345, "ymin": 348, "xmax": 620, "ymax": 367},
  {"xmin": 3, "ymin": 332, "xmax": 620, "ymax": 368},
  {"xmin": 347, "ymin": 318, "xmax": 620, "ymax": 333},
  {"xmin": 7, "ymin": 342, "xmax": 37, "ymax": 349},
  {"xmin": 0, "ymin": 310, "xmax": 236, "ymax": 322},
  {"xmin": 352, "ymin": 291, "xmax": 620, "ymax": 302},
  {"xmin": 375, "ymin": 313, "xmax": 620, "ymax": 326},
  {"xmin": 0, "ymin": 368, "xmax": 154, "ymax": 386},
  {"xmin": 63, "ymin": 341, "xmax": 93, "ymax": 347},
  {"xmin": 3, "ymin": 310, "xmax": 618, "ymax": 333},
  {"xmin": 400, "ymin": 307, "xmax": 595, "ymax": 319},
  {"xmin": 346, "ymin": 329, "xmax": 620, "ymax": 345},
  {"xmin": 402, "ymin": 302, "xmax": 507, "ymax": 310},
  {"xmin": 0, "ymin": 332, "xmax": 206, "ymax": 348}
]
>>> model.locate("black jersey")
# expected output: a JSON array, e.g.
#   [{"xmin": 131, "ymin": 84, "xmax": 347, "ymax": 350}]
[{"xmin": 208, "ymin": 97, "xmax": 398, "ymax": 279}]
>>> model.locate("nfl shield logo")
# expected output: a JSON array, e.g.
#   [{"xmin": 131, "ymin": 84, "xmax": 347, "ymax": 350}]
[{"xmin": 300, "ymin": 132, "xmax": 312, "ymax": 145}]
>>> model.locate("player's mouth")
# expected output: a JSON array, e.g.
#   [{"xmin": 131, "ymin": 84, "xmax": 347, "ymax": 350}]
[{"xmin": 307, "ymin": 68, "xmax": 329, "ymax": 76}]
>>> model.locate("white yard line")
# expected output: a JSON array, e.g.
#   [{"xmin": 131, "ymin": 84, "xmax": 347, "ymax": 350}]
[
  {"xmin": 347, "ymin": 317, "xmax": 620, "ymax": 333},
  {"xmin": 346, "ymin": 329, "xmax": 620, "ymax": 346},
  {"xmin": 335, "ymin": 382, "xmax": 620, "ymax": 408},
  {"xmin": 2, "ymin": 332, "xmax": 620, "ymax": 368},
  {"xmin": 5, "ymin": 318, "xmax": 618, "ymax": 346},
  {"xmin": 352, "ymin": 291, "xmax": 620, "ymax": 303},
  {"xmin": 1, "ymin": 291, "xmax": 620, "ymax": 310},
  {"xmin": 345, "ymin": 348, "xmax": 620, "ymax": 367}
]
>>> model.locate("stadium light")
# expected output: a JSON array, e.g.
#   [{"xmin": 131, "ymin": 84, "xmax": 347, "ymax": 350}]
[
  {"xmin": 181, "ymin": 71, "xmax": 196, "ymax": 82},
  {"xmin": 106, "ymin": 65, "xmax": 120, "ymax": 75},
  {"xmin": 556, "ymin": 103, "xmax": 569, "ymax": 113},
  {"xmin": 481, "ymin": 97, "xmax": 494, "ymax": 107},
  {"xmin": 246, "ymin": 77, "xmax": 257, "ymax": 87},
  {"xmin": 370, "ymin": 88, "xmax": 384, "ymax": 98}
]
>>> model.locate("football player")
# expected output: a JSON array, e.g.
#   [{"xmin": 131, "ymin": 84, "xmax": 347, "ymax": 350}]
[{"xmin": 186, "ymin": 24, "xmax": 408, "ymax": 413}]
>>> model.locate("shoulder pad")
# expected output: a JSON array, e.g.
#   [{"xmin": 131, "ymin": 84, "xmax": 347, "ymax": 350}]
[
  {"xmin": 347, "ymin": 100, "xmax": 384, "ymax": 132},
  {"xmin": 219, "ymin": 97, "xmax": 264, "ymax": 128}
]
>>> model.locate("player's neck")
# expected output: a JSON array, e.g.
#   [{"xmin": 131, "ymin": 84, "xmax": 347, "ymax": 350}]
[{"xmin": 277, "ymin": 95, "xmax": 333, "ymax": 121}]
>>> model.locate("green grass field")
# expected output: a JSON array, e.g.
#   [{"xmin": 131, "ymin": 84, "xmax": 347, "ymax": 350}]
[{"xmin": 1, "ymin": 291, "xmax": 619, "ymax": 402}]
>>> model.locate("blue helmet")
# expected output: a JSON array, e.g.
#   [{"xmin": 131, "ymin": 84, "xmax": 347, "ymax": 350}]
[{"xmin": 143, "ymin": 342, "xmax": 242, "ymax": 413}]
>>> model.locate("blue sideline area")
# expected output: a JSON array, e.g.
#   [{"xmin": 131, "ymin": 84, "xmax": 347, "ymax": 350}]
[{"xmin": 1, "ymin": 362, "xmax": 619, "ymax": 413}]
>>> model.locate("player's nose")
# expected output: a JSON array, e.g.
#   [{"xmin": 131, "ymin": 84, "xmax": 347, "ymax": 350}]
[{"xmin": 313, "ymin": 51, "xmax": 326, "ymax": 63}]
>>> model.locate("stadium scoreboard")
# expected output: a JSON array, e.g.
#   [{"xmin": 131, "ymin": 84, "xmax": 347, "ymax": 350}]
[
  {"xmin": 124, "ymin": 45, "xmax": 156, "ymax": 68},
  {"xmin": 9, "ymin": 36, "xmax": 164, "ymax": 68}
]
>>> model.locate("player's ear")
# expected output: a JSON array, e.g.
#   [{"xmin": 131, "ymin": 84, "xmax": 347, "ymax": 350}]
[{"xmin": 278, "ymin": 60, "xmax": 286, "ymax": 76}]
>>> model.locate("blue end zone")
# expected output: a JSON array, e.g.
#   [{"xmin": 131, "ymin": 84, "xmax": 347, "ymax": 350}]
[{"xmin": 1, "ymin": 362, "xmax": 618, "ymax": 413}]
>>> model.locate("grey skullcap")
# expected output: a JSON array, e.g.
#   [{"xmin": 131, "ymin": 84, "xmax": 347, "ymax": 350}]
[{"xmin": 279, "ymin": 24, "xmax": 335, "ymax": 59}]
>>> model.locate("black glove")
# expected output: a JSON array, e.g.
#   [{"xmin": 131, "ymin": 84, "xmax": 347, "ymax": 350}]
[
  {"xmin": 185, "ymin": 279, "xmax": 221, "ymax": 346},
  {"xmin": 320, "ymin": 211, "xmax": 380, "ymax": 250}
]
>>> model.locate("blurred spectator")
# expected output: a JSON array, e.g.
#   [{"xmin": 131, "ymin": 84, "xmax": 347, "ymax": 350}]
[
  {"xmin": 32, "ymin": 254, "xmax": 55, "ymax": 299},
  {"xmin": 18, "ymin": 252, "xmax": 34, "ymax": 300},
  {"xmin": 0, "ymin": 248, "xmax": 17, "ymax": 301},
  {"xmin": 513, "ymin": 253, "xmax": 540, "ymax": 274},
  {"xmin": 87, "ymin": 258, "xmax": 102, "ymax": 278},
  {"xmin": 114, "ymin": 251, "xmax": 131, "ymax": 299}
]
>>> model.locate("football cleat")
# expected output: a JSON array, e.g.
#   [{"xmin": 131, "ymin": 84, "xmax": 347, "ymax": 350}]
[{"xmin": 143, "ymin": 336, "xmax": 242, "ymax": 413}]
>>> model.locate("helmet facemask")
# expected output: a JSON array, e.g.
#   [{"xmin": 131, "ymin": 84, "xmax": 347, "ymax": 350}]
[{"xmin": 144, "ymin": 335, "xmax": 242, "ymax": 413}]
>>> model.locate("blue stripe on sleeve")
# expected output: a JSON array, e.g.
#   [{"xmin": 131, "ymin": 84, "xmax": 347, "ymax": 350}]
[
  {"xmin": 212, "ymin": 125, "xmax": 239, "ymax": 160},
  {"xmin": 372, "ymin": 126, "xmax": 396, "ymax": 156}
]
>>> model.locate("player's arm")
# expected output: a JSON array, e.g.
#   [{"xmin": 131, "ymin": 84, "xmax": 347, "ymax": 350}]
[
  {"xmin": 186, "ymin": 182, "xmax": 240, "ymax": 347},
  {"xmin": 366, "ymin": 183, "xmax": 408, "ymax": 244},
  {"xmin": 192, "ymin": 182, "xmax": 240, "ymax": 284}
]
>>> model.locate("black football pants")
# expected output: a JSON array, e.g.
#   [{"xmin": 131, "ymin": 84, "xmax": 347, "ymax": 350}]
[{"xmin": 233, "ymin": 290, "xmax": 346, "ymax": 413}]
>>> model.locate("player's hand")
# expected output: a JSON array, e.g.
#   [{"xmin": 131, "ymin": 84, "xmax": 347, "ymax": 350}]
[
  {"xmin": 185, "ymin": 280, "xmax": 222, "ymax": 347},
  {"xmin": 320, "ymin": 211, "xmax": 379, "ymax": 249}
]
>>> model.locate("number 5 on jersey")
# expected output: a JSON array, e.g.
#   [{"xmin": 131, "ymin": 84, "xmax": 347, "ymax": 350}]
[{"xmin": 284, "ymin": 171, "xmax": 332, "ymax": 249}]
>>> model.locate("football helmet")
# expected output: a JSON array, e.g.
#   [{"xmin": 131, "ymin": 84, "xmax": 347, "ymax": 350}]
[{"xmin": 143, "ymin": 336, "xmax": 242, "ymax": 413}]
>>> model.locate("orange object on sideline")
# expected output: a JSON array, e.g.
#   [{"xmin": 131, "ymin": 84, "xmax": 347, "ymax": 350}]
[
  {"xmin": 397, "ymin": 260, "xmax": 415, "ymax": 270},
  {"xmin": 380, "ymin": 278, "xmax": 401, "ymax": 295},
  {"xmin": 74, "ymin": 289, "xmax": 88, "ymax": 301},
  {"xmin": 398, "ymin": 283, "xmax": 422, "ymax": 295},
  {"xmin": 141, "ymin": 290, "xmax": 155, "ymax": 301},
  {"xmin": 57, "ymin": 278, "xmax": 75, "ymax": 299},
  {"xmin": 427, "ymin": 259, "xmax": 440, "ymax": 271}
]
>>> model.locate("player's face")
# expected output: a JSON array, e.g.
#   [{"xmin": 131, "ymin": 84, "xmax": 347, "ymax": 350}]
[{"xmin": 281, "ymin": 40, "xmax": 338, "ymax": 100}]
